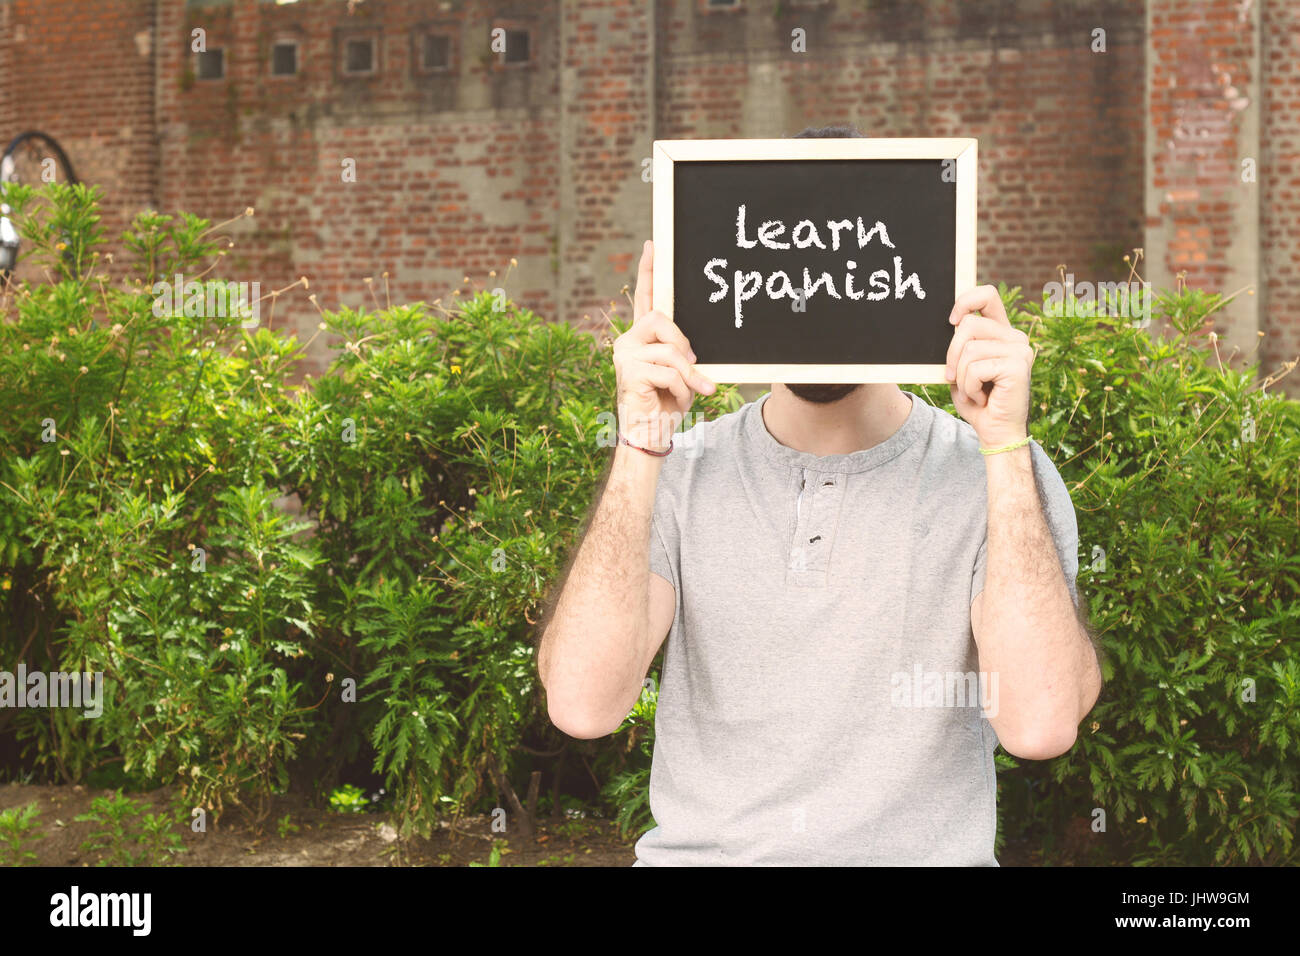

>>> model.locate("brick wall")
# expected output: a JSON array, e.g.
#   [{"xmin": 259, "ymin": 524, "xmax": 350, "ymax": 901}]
[
  {"xmin": 1261, "ymin": 0, "xmax": 1300, "ymax": 375},
  {"xmin": 0, "ymin": 0, "xmax": 157, "ymax": 254},
  {"xmin": 1147, "ymin": 0, "xmax": 1262, "ymax": 364},
  {"xmin": 557, "ymin": 0, "xmax": 655, "ymax": 339},
  {"xmin": 0, "ymin": 0, "xmax": 1294, "ymax": 386},
  {"xmin": 657, "ymin": 0, "xmax": 1146, "ymax": 315},
  {"xmin": 153, "ymin": 0, "xmax": 561, "ymax": 370}
]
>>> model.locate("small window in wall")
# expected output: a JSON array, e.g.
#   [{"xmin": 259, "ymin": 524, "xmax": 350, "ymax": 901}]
[
  {"xmin": 421, "ymin": 33, "xmax": 452, "ymax": 71},
  {"xmin": 271, "ymin": 41, "xmax": 298, "ymax": 76},
  {"xmin": 343, "ymin": 36, "xmax": 377, "ymax": 75},
  {"xmin": 502, "ymin": 28, "xmax": 530, "ymax": 65},
  {"xmin": 705, "ymin": 0, "xmax": 741, "ymax": 8},
  {"xmin": 196, "ymin": 48, "xmax": 225, "ymax": 80}
]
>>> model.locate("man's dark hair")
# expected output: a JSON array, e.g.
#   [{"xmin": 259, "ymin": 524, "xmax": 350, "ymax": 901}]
[{"xmin": 792, "ymin": 124, "xmax": 864, "ymax": 138}]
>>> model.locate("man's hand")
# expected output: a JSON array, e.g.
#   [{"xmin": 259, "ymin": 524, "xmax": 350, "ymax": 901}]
[
  {"xmin": 614, "ymin": 240, "xmax": 715, "ymax": 451},
  {"xmin": 945, "ymin": 285, "xmax": 1034, "ymax": 448}
]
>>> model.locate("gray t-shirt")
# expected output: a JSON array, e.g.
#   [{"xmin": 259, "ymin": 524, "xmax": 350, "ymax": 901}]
[{"xmin": 636, "ymin": 389, "xmax": 1079, "ymax": 866}]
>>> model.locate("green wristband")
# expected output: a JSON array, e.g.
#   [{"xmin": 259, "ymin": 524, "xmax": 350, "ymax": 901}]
[{"xmin": 979, "ymin": 435, "xmax": 1031, "ymax": 456}]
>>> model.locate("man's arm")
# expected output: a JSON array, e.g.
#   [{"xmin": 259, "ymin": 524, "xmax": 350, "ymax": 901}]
[
  {"xmin": 946, "ymin": 285, "xmax": 1102, "ymax": 761},
  {"xmin": 971, "ymin": 448, "xmax": 1102, "ymax": 759},
  {"xmin": 537, "ymin": 446, "xmax": 676, "ymax": 739},
  {"xmin": 537, "ymin": 239, "xmax": 707, "ymax": 740}
]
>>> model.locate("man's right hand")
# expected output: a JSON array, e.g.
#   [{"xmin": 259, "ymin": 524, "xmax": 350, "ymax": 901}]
[{"xmin": 613, "ymin": 239, "xmax": 716, "ymax": 452}]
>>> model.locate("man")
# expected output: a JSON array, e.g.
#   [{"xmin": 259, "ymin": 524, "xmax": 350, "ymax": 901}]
[{"xmin": 537, "ymin": 126, "xmax": 1102, "ymax": 865}]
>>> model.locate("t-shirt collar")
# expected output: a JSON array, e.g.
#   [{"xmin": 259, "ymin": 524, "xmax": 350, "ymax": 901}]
[{"xmin": 744, "ymin": 388, "xmax": 929, "ymax": 474}]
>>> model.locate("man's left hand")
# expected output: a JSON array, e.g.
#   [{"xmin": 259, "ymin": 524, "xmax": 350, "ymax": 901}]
[{"xmin": 945, "ymin": 285, "xmax": 1034, "ymax": 449}]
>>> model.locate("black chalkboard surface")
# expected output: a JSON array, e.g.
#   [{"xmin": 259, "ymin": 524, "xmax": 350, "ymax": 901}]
[{"xmin": 652, "ymin": 138, "xmax": 977, "ymax": 383}]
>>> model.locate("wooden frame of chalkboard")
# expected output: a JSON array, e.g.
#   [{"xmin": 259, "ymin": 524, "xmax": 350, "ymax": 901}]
[{"xmin": 652, "ymin": 137, "xmax": 977, "ymax": 384}]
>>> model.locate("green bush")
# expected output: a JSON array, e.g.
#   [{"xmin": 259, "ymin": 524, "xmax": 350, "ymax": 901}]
[
  {"xmin": 74, "ymin": 790, "xmax": 185, "ymax": 866},
  {"xmin": 0, "ymin": 182, "xmax": 742, "ymax": 839},
  {"xmin": 600, "ymin": 677, "xmax": 658, "ymax": 841},
  {"xmin": 960, "ymin": 281, "xmax": 1300, "ymax": 865},
  {"xmin": 327, "ymin": 783, "xmax": 370, "ymax": 814},
  {"xmin": 0, "ymin": 183, "xmax": 314, "ymax": 822},
  {"xmin": 0, "ymin": 801, "xmax": 44, "ymax": 865}
]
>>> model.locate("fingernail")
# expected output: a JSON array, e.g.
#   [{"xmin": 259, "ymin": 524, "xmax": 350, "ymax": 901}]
[{"xmin": 689, "ymin": 351, "xmax": 698, "ymax": 363}]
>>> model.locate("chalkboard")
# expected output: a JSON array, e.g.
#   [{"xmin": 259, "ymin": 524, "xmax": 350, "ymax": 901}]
[{"xmin": 652, "ymin": 138, "xmax": 977, "ymax": 383}]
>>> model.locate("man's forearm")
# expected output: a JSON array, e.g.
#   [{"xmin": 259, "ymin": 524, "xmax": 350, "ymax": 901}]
[
  {"xmin": 978, "ymin": 444, "xmax": 1102, "ymax": 756},
  {"xmin": 537, "ymin": 444, "xmax": 663, "ymax": 736}
]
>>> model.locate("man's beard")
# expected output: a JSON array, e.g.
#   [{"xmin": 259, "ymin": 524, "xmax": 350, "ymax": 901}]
[{"xmin": 784, "ymin": 383, "xmax": 863, "ymax": 404}]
